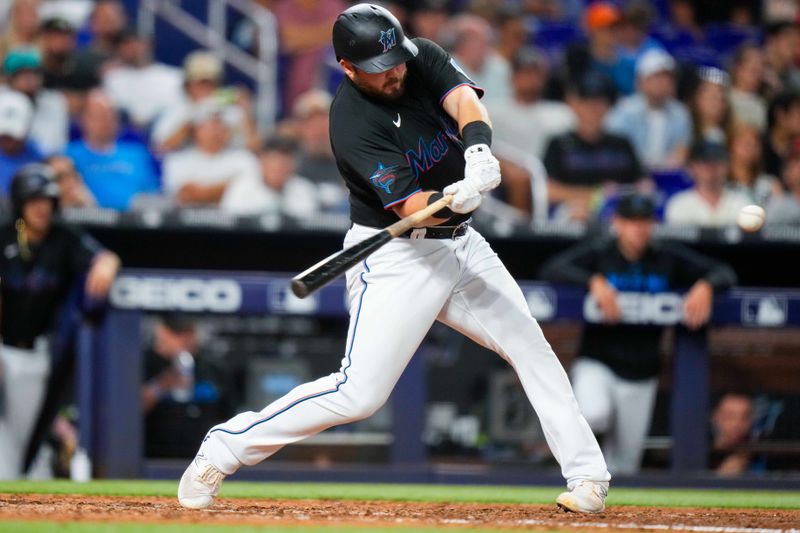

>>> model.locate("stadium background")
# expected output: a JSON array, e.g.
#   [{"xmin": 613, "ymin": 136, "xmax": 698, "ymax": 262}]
[{"xmin": 0, "ymin": 0, "xmax": 799, "ymax": 496}]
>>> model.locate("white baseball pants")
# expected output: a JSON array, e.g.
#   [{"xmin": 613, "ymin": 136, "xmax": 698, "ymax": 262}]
[
  {"xmin": 200, "ymin": 224, "xmax": 609, "ymax": 487},
  {"xmin": 0, "ymin": 339, "xmax": 51, "ymax": 480},
  {"xmin": 570, "ymin": 357, "xmax": 658, "ymax": 475}
]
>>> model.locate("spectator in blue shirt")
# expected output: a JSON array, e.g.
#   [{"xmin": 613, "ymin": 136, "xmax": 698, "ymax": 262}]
[
  {"xmin": 66, "ymin": 90, "xmax": 159, "ymax": 210},
  {"xmin": 0, "ymin": 90, "xmax": 42, "ymax": 193},
  {"xmin": 606, "ymin": 48, "xmax": 692, "ymax": 169}
]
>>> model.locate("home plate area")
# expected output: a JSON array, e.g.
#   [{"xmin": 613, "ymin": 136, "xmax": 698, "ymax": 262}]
[{"xmin": 1, "ymin": 494, "xmax": 799, "ymax": 531}]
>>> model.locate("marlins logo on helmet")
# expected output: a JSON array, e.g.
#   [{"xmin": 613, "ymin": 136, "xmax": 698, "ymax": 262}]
[{"xmin": 379, "ymin": 28, "xmax": 396, "ymax": 53}]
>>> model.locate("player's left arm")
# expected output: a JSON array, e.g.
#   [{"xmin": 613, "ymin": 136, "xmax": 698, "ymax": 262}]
[
  {"xmin": 441, "ymin": 86, "xmax": 501, "ymax": 193},
  {"xmin": 393, "ymin": 89, "xmax": 493, "ymax": 219},
  {"xmin": 441, "ymin": 85, "xmax": 492, "ymax": 133}
]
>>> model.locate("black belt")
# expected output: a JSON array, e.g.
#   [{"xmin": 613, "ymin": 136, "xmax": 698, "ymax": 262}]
[{"xmin": 400, "ymin": 220, "xmax": 470, "ymax": 240}]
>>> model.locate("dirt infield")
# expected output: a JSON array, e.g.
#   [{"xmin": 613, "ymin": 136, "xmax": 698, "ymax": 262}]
[{"xmin": 1, "ymin": 494, "xmax": 799, "ymax": 531}]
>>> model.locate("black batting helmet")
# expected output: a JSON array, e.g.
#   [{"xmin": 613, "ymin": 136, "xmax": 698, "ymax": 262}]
[
  {"xmin": 10, "ymin": 163, "xmax": 60, "ymax": 217},
  {"xmin": 332, "ymin": 3, "xmax": 418, "ymax": 74}
]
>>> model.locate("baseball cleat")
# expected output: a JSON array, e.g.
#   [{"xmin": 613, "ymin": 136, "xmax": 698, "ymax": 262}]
[
  {"xmin": 556, "ymin": 480, "xmax": 608, "ymax": 513},
  {"xmin": 178, "ymin": 454, "xmax": 226, "ymax": 509}
]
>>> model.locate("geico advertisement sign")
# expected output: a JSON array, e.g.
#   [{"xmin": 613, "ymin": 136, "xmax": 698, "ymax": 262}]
[
  {"xmin": 584, "ymin": 292, "xmax": 684, "ymax": 325},
  {"xmin": 111, "ymin": 276, "xmax": 242, "ymax": 312}
]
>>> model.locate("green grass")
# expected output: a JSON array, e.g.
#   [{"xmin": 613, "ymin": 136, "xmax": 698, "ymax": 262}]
[{"xmin": 0, "ymin": 480, "xmax": 799, "ymax": 509}]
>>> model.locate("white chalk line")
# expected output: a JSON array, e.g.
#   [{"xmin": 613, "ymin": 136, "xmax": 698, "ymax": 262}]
[
  {"xmin": 503, "ymin": 518, "xmax": 800, "ymax": 533},
  {"xmin": 440, "ymin": 516, "xmax": 799, "ymax": 533}
]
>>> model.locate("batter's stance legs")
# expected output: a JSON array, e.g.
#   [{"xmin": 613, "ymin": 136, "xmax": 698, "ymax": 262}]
[
  {"xmin": 180, "ymin": 233, "xmax": 458, "ymax": 508},
  {"xmin": 436, "ymin": 229, "xmax": 610, "ymax": 489},
  {"xmin": 179, "ymin": 228, "xmax": 609, "ymax": 512}
]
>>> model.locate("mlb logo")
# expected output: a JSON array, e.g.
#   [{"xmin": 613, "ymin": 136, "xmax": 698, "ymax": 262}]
[
  {"xmin": 526, "ymin": 286, "xmax": 557, "ymax": 321},
  {"xmin": 741, "ymin": 295, "xmax": 787, "ymax": 327}
]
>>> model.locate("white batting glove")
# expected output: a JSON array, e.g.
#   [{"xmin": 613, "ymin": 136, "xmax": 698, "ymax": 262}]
[
  {"xmin": 443, "ymin": 179, "xmax": 482, "ymax": 214},
  {"xmin": 464, "ymin": 144, "xmax": 501, "ymax": 193}
]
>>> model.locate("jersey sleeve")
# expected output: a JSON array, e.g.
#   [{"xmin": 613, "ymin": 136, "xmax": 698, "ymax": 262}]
[
  {"xmin": 65, "ymin": 226, "xmax": 104, "ymax": 275},
  {"xmin": 538, "ymin": 239, "xmax": 602, "ymax": 285},
  {"xmin": 665, "ymin": 242, "xmax": 738, "ymax": 290},
  {"xmin": 411, "ymin": 38, "xmax": 484, "ymax": 106}
]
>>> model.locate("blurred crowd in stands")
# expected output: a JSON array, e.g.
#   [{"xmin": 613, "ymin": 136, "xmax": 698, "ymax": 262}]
[{"xmin": 2, "ymin": 0, "xmax": 800, "ymax": 227}]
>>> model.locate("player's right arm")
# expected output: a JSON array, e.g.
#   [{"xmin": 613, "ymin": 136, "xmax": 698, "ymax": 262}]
[{"xmin": 540, "ymin": 240, "xmax": 621, "ymax": 323}]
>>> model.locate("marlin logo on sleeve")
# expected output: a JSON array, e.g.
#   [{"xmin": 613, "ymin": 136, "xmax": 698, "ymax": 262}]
[
  {"xmin": 369, "ymin": 163, "xmax": 398, "ymax": 193},
  {"xmin": 379, "ymin": 28, "xmax": 397, "ymax": 53}
]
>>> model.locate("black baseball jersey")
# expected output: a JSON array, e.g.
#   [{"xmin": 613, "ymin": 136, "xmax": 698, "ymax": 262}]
[
  {"xmin": 330, "ymin": 38, "xmax": 484, "ymax": 227},
  {"xmin": 0, "ymin": 221, "xmax": 102, "ymax": 347},
  {"xmin": 540, "ymin": 237, "xmax": 737, "ymax": 380},
  {"xmin": 543, "ymin": 131, "xmax": 642, "ymax": 187}
]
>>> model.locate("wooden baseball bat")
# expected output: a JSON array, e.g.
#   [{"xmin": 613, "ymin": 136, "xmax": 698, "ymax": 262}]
[{"xmin": 291, "ymin": 194, "xmax": 453, "ymax": 298}]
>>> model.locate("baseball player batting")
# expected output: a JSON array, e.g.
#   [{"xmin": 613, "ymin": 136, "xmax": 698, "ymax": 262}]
[{"xmin": 178, "ymin": 3, "xmax": 610, "ymax": 513}]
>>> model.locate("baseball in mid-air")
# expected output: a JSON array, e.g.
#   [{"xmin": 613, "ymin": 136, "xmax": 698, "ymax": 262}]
[{"xmin": 737, "ymin": 204, "xmax": 766, "ymax": 232}]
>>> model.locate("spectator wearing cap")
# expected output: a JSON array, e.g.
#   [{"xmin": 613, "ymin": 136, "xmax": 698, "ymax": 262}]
[
  {"xmin": 444, "ymin": 14, "xmax": 512, "ymax": 104},
  {"xmin": 102, "ymin": 30, "xmax": 183, "ymax": 131},
  {"xmin": 727, "ymin": 124, "xmax": 782, "ymax": 208},
  {"xmin": 489, "ymin": 47, "xmax": 575, "ymax": 161},
  {"xmin": 763, "ymin": 22, "xmax": 800, "ymax": 98},
  {"xmin": 65, "ymin": 90, "xmax": 159, "ymax": 210},
  {"xmin": 729, "ymin": 44, "xmax": 768, "ymax": 132},
  {"xmin": 564, "ymin": 2, "xmax": 627, "ymax": 96},
  {"xmin": 221, "ymin": 136, "xmax": 319, "ymax": 218},
  {"xmin": 487, "ymin": 47, "xmax": 575, "ymax": 213},
  {"xmin": 151, "ymin": 50, "xmax": 260, "ymax": 153},
  {"xmin": 606, "ymin": 48, "xmax": 692, "ymax": 169},
  {"xmin": 689, "ymin": 67, "xmax": 734, "ymax": 145},
  {"xmin": 162, "ymin": 102, "xmax": 260, "ymax": 207},
  {"xmin": 39, "ymin": 17, "xmax": 105, "ymax": 116},
  {"xmin": 1, "ymin": 47, "xmax": 69, "ymax": 155},
  {"xmin": 664, "ymin": 141, "xmax": 750, "ymax": 227},
  {"xmin": 0, "ymin": 0, "xmax": 40, "ymax": 62},
  {"xmin": 0, "ymin": 90, "xmax": 42, "ymax": 193},
  {"xmin": 766, "ymin": 140, "xmax": 800, "ymax": 225},
  {"xmin": 540, "ymin": 192, "xmax": 737, "ymax": 474},
  {"xmin": 763, "ymin": 92, "xmax": 800, "ymax": 178},
  {"xmin": 543, "ymin": 72, "xmax": 644, "ymax": 222},
  {"xmin": 289, "ymin": 89, "xmax": 347, "ymax": 211}
]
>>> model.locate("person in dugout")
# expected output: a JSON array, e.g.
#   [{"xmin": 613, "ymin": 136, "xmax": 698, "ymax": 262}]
[
  {"xmin": 540, "ymin": 193, "xmax": 737, "ymax": 475},
  {"xmin": 0, "ymin": 163, "xmax": 120, "ymax": 479}
]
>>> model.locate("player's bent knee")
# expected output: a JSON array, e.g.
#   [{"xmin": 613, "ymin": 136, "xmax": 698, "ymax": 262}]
[{"xmin": 338, "ymin": 394, "xmax": 388, "ymax": 423}]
